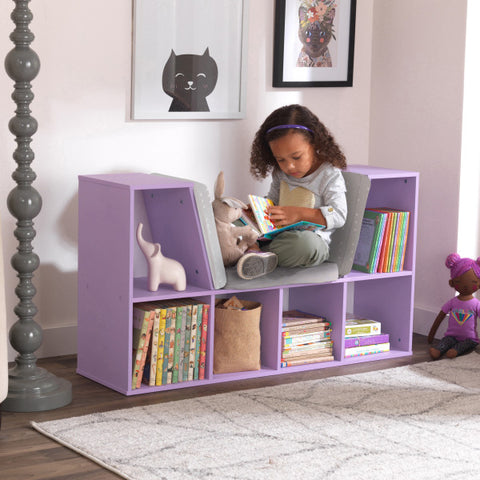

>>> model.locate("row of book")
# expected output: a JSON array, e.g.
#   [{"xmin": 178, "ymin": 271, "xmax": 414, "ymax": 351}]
[
  {"xmin": 132, "ymin": 299, "xmax": 209, "ymax": 389},
  {"xmin": 344, "ymin": 315, "xmax": 390, "ymax": 357},
  {"xmin": 353, "ymin": 208, "xmax": 410, "ymax": 273},
  {"xmin": 281, "ymin": 310, "xmax": 333, "ymax": 367}
]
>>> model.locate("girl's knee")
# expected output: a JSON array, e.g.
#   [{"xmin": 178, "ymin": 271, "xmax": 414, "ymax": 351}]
[{"xmin": 269, "ymin": 231, "xmax": 328, "ymax": 268}]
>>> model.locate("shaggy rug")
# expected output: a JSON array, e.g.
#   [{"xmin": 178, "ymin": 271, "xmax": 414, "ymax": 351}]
[{"xmin": 32, "ymin": 354, "xmax": 480, "ymax": 480}]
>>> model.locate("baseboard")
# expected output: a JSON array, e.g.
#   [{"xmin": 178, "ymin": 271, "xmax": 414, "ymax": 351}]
[
  {"xmin": 413, "ymin": 306, "xmax": 447, "ymax": 340},
  {"xmin": 7, "ymin": 324, "xmax": 77, "ymax": 362}
]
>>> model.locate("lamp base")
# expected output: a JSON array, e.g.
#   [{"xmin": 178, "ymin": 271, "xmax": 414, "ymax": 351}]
[{"xmin": 1, "ymin": 364, "xmax": 72, "ymax": 412}]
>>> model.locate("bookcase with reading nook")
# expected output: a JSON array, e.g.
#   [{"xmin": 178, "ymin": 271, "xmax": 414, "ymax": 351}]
[{"xmin": 77, "ymin": 165, "xmax": 418, "ymax": 395}]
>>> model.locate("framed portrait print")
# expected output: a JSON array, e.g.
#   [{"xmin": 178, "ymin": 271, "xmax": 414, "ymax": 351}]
[
  {"xmin": 273, "ymin": 0, "xmax": 356, "ymax": 87},
  {"xmin": 131, "ymin": 0, "xmax": 248, "ymax": 120}
]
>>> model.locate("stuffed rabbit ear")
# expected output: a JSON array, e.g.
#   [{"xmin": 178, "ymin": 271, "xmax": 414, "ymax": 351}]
[
  {"xmin": 214, "ymin": 171, "xmax": 225, "ymax": 200},
  {"xmin": 222, "ymin": 196, "xmax": 248, "ymax": 210}
]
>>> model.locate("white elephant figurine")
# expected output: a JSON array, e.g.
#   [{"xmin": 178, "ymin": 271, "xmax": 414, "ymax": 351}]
[{"xmin": 136, "ymin": 223, "xmax": 186, "ymax": 292}]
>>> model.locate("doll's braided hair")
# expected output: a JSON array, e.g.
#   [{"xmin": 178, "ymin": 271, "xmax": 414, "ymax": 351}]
[
  {"xmin": 445, "ymin": 253, "xmax": 480, "ymax": 279},
  {"xmin": 249, "ymin": 104, "xmax": 347, "ymax": 179}
]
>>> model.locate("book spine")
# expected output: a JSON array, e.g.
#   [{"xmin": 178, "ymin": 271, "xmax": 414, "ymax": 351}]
[
  {"xmin": 148, "ymin": 308, "xmax": 161, "ymax": 386},
  {"xmin": 182, "ymin": 304, "xmax": 193, "ymax": 382},
  {"xmin": 164, "ymin": 307, "xmax": 176, "ymax": 385},
  {"xmin": 132, "ymin": 308, "xmax": 154, "ymax": 390},
  {"xmin": 187, "ymin": 304, "xmax": 200, "ymax": 381},
  {"xmin": 281, "ymin": 355, "xmax": 334, "ymax": 367},
  {"xmin": 282, "ymin": 331, "xmax": 331, "ymax": 344},
  {"xmin": 155, "ymin": 308, "xmax": 167, "ymax": 386},
  {"xmin": 172, "ymin": 306, "xmax": 184, "ymax": 384},
  {"xmin": 194, "ymin": 306, "xmax": 202, "ymax": 381},
  {"xmin": 198, "ymin": 303, "xmax": 209, "ymax": 380},
  {"xmin": 344, "ymin": 333, "xmax": 389, "ymax": 349},
  {"xmin": 345, "ymin": 323, "xmax": 381, "ymax": 337},
  {"xmin": 345, "ymin": 342, "xmax": 390, "ymax": 358},
  {"xmin": 135, "ymin": 312, "xmax": 154, "ymax": 389}
]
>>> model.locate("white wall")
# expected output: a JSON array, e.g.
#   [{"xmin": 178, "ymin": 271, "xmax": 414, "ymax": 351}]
[
  {"xmin": 0, "ymin": 0, "xmax": 375, "ymax": 360},
  {"xmin": 369, "ymin": 0, "xmax": 468, "ymax": 337}
]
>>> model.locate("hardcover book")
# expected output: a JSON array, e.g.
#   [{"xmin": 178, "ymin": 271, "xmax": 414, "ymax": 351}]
[
  {"xmin": 345, "ymin": 317, "xmax": 381, "ymax": 337},
  {"xmin": 248, "ymin": 194, "xmax": 325, "ymax": 239},
  {"xmin": 344, "ymin": 342, "xmax": 390, "ymax": 357},
  {"xmin": 132, "ymin": 305, "xmax": 155, "ymax": 389}
]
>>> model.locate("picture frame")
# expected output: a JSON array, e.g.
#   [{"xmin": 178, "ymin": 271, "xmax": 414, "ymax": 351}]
[
  {"xmin": 273, "ymin": 0, "xmax": 356, "ymax": 87},
  {"xmin": 131, "ymin": 0, "xmax": 248, "ymax": 120}
]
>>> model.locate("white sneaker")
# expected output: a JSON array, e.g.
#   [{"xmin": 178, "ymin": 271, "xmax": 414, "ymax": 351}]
[{"xmin": 236, "ymin": 251, "xmax": 278, "ymax": 280}]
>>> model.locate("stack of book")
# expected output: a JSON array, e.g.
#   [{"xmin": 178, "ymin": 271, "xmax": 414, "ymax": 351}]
[
  {"xmin": 344, "ymin": 314, "xmax": 390, "ymax": 358},
  {"xmin": 353, "ymin": 208, "xmax": 410, "ymax": 273},
  {"xmin": 132, "ymin": 299, "xmax": 210, "ymax": 389},
  {"xmin": 281, "ymin": 310, "xmax": 333, "ymax": 367}
]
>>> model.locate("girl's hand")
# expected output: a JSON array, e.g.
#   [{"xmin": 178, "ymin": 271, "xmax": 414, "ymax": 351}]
[
  {"xmin": 267, "ymin": 205, "xmax": 327, "ymax": 228},
  {"xmin": 267, "ymin": 206, "xmax": 300, "ymax": 227}
]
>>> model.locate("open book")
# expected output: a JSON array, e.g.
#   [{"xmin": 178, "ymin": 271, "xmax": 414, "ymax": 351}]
[{"xmin": 243, "ymin": 194, "xmax": 325, "ymax": 240}]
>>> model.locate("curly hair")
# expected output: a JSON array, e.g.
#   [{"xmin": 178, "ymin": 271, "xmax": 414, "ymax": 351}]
[{"xmin": 250, "ymin": 104, "xmax": 347, "ymax": 179}]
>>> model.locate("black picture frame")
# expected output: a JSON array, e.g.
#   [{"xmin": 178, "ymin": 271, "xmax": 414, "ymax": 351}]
[{"xmin": 273, "ymin": 0, "xmax": 356, "ymax": 87}]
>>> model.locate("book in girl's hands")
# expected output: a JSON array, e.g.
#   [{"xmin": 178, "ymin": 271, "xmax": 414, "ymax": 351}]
[{"xmin": 247, "ymin": 194, "xmax": 325, "ymax": 239}]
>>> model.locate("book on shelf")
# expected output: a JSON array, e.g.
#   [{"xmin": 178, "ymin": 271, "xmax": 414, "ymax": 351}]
[
  {"xmin": 160, "ymin": 303, "xmax": 177, "ymax": 385},
  {"xmin": 283, "ymin": 330, "xmax": 331, "ymax": 346},
  {"xmin": 131, "ymin": 304, "xmax": 155, "ymax": 390},
  {"xmin": 344, "ymin": 342, "xmax": 390, "ymax": 358},
  {"xmin": 155, "ymin": 306, "xmax": 167, "ymax": 386},
  {"xmin": 187, "ymin": 303, "xmax": 200, "ymax": 382},
  {"xmin": 282, "ymin": 342, "xmax": 333, "ymax": 358},
  {"xmin": 247, "ymin": 194, "xmax": 325, "ymax": 240},
  {"xmin": 197, "ymin": 302, "xmax": 209, "ymax": 380},
  {"xmin": 282, "ymin": 309, "xmax": 329, "ymax": 327},
  {"xmin": 142, "ymin": 304, "xmax": 161, "ymax": 386},
  {"xmin": 353, "ymin": 208, "xmax": 410, "ymax": 273},
  {"xmin": 353, "ymin": 209, "xmax": 387, "ymax": 273},
  {"xmin": 281, "ymin": 355, "xmax": 334, "ymax": 367},
  {"xmin": 345, "ymin": 315, "xmax": 381, "ymax": 337},
  {"xmin": 344, "ymin": 333, "xmax": 389, "ymax": 349}
]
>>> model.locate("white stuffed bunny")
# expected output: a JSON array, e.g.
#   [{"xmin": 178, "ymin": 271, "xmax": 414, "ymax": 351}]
[{"xmin": 212, "ymin": 172, "xmax": 259, "ymax": 266}]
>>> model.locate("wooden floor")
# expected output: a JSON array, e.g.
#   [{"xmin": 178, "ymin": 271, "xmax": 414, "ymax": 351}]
[{"xmin": 0, "ymin": 334, "xmax": 431, "ymax": 480}]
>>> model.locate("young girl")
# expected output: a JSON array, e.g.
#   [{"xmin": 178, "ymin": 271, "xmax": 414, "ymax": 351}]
[
  {"xmin": 237, "ymin": 104, "xmax": 347, "ymax": 280},
  {"xmin": 428, "ymin": 254, "xmax": 480, "ymax": 360}
]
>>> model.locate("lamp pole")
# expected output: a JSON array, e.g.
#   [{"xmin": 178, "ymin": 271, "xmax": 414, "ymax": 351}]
[{"xmin": 1, "ymin": 0, "xmax": 71, "ymax": 412}]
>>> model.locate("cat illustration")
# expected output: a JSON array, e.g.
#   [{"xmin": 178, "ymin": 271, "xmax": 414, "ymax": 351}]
[
  {"xmin": 297, "ymin": 0, "xmax": 336, "ymax": 67},
  {"xmin": 162, "ymin": 48, "xmax": 218, "ymax": 112}
]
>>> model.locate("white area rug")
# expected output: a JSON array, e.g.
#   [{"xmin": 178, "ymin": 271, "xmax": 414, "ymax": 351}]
[{"xmin": 32, "ymin": 354, "xmax": 480, "ymax": 480}]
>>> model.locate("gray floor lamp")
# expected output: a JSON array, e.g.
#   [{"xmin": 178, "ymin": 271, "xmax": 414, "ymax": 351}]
[{"xmin": 1, "ymin": 0, "xmax": 72, "ymax": 412}]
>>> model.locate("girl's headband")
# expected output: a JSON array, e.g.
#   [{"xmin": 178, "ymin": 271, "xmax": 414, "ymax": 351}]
[{"xmin": 266, "ymin": 124, "xmax": 313, "ymax": 135}]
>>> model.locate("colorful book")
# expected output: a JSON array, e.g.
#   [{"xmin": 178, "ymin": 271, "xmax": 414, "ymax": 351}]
[
  {"xmin": 161, "ymin": 303, "xmax": 176, "ymax": 385},
  {"xmin": 248, "ymin": 194, "xmax": 325, "ymax": 239},
  {"xmin": 188, "ymin": 303, "xmax": 202, "ymax": 381},
  {"xmin": 282, "ymin": 324, "xmax": 330, "ymax": 336},
  {"xmin": 155, "ymin": 305, "xmax": 167, "ymax": 386},
  {"xmin": 146, "ymin": 304, "xmax": 161, "ymax": 386},
  {"xmin": 353, "ymin": 210, "xmax": 387, "ymax": 273},
  {"xmin": 281, "ymin": 355, "xmax": 334, "ymax": 367},
  {"xmin": 282, "ymin": 310, "xmax": 329, "ymax": 327},
  {"xmin": 182, "ymin": 303, "xmax": 193, "ymax": 382},
  {"xmin": 345, "ymin": 316, "xmax": 381, "ymax": 337},
  {"xmin": 131, "ymin": 305, "xmax": 155, "ymax": 389},
  {"xmin": 345, "ymin": 342, "xmax": 390, "ymax": 358},
  {"xmin": 344, "ymin": 333, "xmax": 390, "ymax": 349},
  {"xmin": 283, "ymin": 331, "xmax": 331, "ymax": 346},
  {"xmin": 198, "ymin": 303, "xmax": 209, "ymax": 380},
  {"xmin": 171, "ymin": 303, "xmax": 185, "ymax": 384}
]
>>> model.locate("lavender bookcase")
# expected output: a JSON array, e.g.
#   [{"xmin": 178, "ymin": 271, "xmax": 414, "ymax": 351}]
[{"xmin": 77, "ymin": 166, "xmax": 418, "ymax": 396}]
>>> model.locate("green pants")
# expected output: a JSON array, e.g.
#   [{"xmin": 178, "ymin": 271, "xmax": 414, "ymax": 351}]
[{"xmin": 262, "ymin": 230, "xmax": 329, "ymax": 268}]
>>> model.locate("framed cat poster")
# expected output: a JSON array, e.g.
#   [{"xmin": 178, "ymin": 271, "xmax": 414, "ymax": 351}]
[
  {"xmin": 273, "ymin": 0, "xmax": 356, "ymax": 87},
  {"xmin": 131, "ymin": 0, "xmax": 248, "ymax": 120}
]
